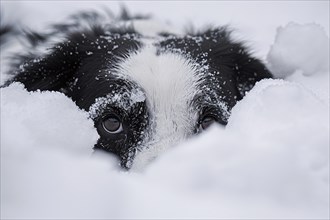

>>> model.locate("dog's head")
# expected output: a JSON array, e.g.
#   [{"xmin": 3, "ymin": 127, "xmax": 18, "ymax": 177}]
[{"xmin": 5, "ymin": 11, "xmax": 272, "ymax": 168}]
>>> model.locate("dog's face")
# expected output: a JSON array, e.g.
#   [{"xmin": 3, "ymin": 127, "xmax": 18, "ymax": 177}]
[{"xmin": 6, "ymin": 14, "xmax": 271, "ymax": 168}]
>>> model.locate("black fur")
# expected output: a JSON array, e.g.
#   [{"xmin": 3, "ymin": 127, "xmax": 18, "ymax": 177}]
[
  {"xmin": 2, "ymin": 10, "xmax": 272, "ymax": 168},
  {"xmin": 158, "ymin": 28, "xmax": 271, "ymax": 125}
]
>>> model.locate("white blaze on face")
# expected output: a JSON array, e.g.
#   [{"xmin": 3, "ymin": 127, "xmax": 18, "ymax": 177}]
[{"xmin": 115, "ymin": 44, "xmax": 203, "ymax": 170}]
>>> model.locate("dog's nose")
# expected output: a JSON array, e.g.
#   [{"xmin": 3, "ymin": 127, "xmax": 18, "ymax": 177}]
[{"xmin": 128, "ymin": 114, "xmax": 193, "ymax": 170}]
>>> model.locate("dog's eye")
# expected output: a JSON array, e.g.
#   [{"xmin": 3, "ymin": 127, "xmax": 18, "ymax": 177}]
[
  {"xmin": 201, "ymin": 116, "xmax": 215, "ymax": 130},
  {"xmin": 102, "ymin": 115, "xmax": 123, "ymax": 134}
]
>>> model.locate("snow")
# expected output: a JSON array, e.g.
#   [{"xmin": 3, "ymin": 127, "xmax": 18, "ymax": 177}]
[
  {"xmin": 89, "ymin": 87, "xmax": 146, "ymax": 120},
  {"xmin": 267, "ymin": 23, "xmax": 329, "ymax": 105},
  {"xmin": 267, "ymin": 22, "xmax": 329, "ymax": 77},
  {"xmin": 1, "ymin": 83, "xmax": 99, "ymax": 155},
  {"xmin": 1, "ymin": 1, "xmax": 329, "ymax": 219}
]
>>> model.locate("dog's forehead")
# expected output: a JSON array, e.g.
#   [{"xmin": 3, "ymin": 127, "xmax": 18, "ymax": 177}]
[
  {"xmin": 72, "ymin": 27, "xmax": 234, "ymax": 132},
  {"xmin": 114, "ymin": 45, "xmax": 201, "ymax": 103},
  {"xmin": 113, "ymin": 42, "xmax": 204, "ymax": 135},
  {"xmin": 84, "ymin": 31, "xmax": 233, "ymax": 124},
  {"xmin": 57, "ymin": 27, "xmax": 235, "ymax": 126}
]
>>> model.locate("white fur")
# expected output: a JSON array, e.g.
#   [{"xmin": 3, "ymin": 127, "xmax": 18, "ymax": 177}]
[{"xmin": 115, "ymin": 44, "xmax": 203, "ymax": 170}]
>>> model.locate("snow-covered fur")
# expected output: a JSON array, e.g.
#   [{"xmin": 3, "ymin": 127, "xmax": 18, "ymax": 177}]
[{"xmin": 2, "ymin": 10, "xmax": 272, "ymax": 168}]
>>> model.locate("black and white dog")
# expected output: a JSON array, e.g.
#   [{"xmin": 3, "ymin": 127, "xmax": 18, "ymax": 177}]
[{"xmin": 2, "ymin": 10, "xmax": 272, "ymax": 169}]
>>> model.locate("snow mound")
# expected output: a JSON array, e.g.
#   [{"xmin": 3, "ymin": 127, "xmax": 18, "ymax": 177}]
[
  {"xmin": 1, "ymin": 83, "xmax": 99, "ymax": 155},
  {"xmin": 144, "ymin": 79, "xmax": 329, "ymax": 219},
  {"xmin": 2, "ymin": 79, "xmax": 328, "ymax": 219},
  {"xmin": 267, "ymin": 22, "xmax": 329, "ymax": 78}
]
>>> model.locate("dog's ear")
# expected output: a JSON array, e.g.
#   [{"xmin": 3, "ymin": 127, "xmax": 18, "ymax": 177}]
[
  {"xmin": 214, "ymin": 42, "xmax": 272, "ymax": 98},
  {"xmin": 4, "ymin": 25, "xmax": 107, "ymax": 93},
  {"xmin": 2, "ymin": 10, "xmax": 110, "ymax": 92},
  {"xmin": 5, "ymin": 39, "xmax": 83, "ymax": 92},
  {"xmin": 201, "ymin": 28, "xmax": 272, "ymax": 98},
  {"xmin": 159, "ymin": 27, "xmax": 272, "ymax": 99}
]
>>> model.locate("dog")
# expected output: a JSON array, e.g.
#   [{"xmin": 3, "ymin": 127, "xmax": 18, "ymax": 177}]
[{"xmin": 1, "ymin": 9, "xmax": 272, "ymax": 169}]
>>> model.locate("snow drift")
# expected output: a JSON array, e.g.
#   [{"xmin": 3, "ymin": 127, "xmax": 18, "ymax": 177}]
[
  {"xmin": 1, "ymin": 4, "xmax": 329, "ymax": 220},
  {"xmin": 267, "ymin": 22, "xmax": 329, "ymax": 77}
]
